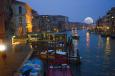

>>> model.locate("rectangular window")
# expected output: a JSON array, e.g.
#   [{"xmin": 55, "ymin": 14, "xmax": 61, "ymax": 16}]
[{"xmin": 19, "ymin": 6, "xmax": 22, "ymax": 14}]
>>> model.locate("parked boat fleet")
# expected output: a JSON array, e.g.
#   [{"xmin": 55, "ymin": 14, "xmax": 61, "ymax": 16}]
[{"xmin": 15, "ymin": 31, "xmax": 80, "ymax": 76}]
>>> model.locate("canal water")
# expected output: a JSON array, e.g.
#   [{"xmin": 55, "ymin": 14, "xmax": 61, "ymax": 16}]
[{"xmin": 69, "ymin": 30, "xmax": 115, "ymax": 76}]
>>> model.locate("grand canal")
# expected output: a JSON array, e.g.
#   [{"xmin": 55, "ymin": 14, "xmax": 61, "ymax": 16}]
[{"xmin": 69, "ymin": 30, "xmax": 115, "ymax": 76}]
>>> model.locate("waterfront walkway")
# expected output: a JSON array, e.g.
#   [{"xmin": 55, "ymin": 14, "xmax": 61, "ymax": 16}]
[{"xmin": 0, "ymin": 44, "xmax": 32, "ymax": 76}]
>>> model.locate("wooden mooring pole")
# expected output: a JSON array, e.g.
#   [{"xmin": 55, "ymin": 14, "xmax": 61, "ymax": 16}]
[{"xmin": 76, "ymin": 49, "xmax": 81, "ymax": 64}]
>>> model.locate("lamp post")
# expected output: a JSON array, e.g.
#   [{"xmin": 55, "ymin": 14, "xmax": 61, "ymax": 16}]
[
  {"xmin": 112, "ymin": 16, "xmax": 114, "ymax": 26},
  {"xmin": 0, "ymin": 44, "xmax": 7, "ymax": 62},
  {"xmin": 0, "ymin": 44, "xmax": 6, "ymax": 52},
  {"xmin": 111, "ymin": 16, "xmax": 115, "ymax": 33}
]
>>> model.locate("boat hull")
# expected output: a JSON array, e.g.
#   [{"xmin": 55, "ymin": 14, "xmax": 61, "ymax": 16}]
[{"xmin": 72, "ymin": 36, "xmax": 80, "ymax": 40}]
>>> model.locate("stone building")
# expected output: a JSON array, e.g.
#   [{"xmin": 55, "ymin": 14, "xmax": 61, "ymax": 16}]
[
  {"xmin": 96, "ymin": 7, "xmax": 115, "ymax": 33},
  {"xmin": 38, "ymin": 15, "xmax": 69, "ymax": 32},
  {"xmin": 0, "ymin": 0, "xmax": 15, "ymax": 41},
  {"xmin": 11, "ymin": 1, "xmax": 33, "ymax": 37},
  {"xmin": 32, "ymin": 10, "xmax": 40, "ymax": 32}
]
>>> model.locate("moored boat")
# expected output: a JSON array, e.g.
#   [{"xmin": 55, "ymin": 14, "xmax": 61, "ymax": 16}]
[
  {"xmin": 71, "ymin": 29, "xmax": 80, "ymax": 40},
  {"xmin": 15, "ymin": 58, "xmax": 44, "ymax": 76},
  {"xmin": 26, "ymin": 32, "xmax": 80, "ymax": 76},
  {"xmin": 47, "ymin": 64, "xmax": 73, "ymax": 76},
  {"xmin": 72, "ymin": 35, "xmax": 80, "ymax": 40}
]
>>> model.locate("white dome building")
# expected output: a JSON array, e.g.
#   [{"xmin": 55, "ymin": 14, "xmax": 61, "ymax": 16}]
[{"xmin": 84, "ymin": 17, "xmax": 94, "ymax": 24}]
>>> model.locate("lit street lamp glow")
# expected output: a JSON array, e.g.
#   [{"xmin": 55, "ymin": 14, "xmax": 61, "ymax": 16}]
[
  {"xmin": 112, "ymin": 16, "xmax": 114, "ymax": 19},
  {"xmin": 107, "ymin": 27, "xmax": 110, "ymax": 30},
  {"xmin": 0, "ymin": 44, "xmax": 6, "ymax": 52}
]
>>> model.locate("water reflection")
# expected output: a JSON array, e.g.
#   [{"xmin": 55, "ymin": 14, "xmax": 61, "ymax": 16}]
[
  {"xmin": 98, "ymin": 35, "xmax": 103, "ymax": 48},
  {"xmin": 102, "ymin": 37, "xmax": 111, "ymax": 72},
  {"xmin": 73, "ymin": 40, "xmax": 78, "ymax": 49},
  {"xmin": 73, "ymin": 40, "xmax": 79, "ymax": 57},
  {"xmin": 68, "ymin": 30, "xmax": 115, "ymax": 76},
  {"xmin": 86, "ymin": 32, "xmax": 90, "ymax": 48},
  {"xmin": 105, "ymin": 37, "xmax": 111, "ymax": 56}
]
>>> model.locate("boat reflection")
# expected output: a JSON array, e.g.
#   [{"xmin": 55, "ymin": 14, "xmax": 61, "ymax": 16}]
[{"xmin": 71, "ymin": 29, "xmax": 80, "ymax": 40}]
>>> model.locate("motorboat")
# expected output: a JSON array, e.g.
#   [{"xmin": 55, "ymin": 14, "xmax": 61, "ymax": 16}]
[
  {"xmin": 16, "ymin": 58, "xmax": 44, "ymax": 76},
  {"xmin": 71, "ymin": 30, "xmax": 80, "ymax": 40}
]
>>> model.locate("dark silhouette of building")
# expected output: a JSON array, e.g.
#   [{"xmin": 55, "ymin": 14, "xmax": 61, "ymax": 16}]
[
  {"xmin": 0, "ymin": 0, "xmax": 15, "ymax": 42},
  {"xmin": 96, "ymin": 7, "xmax": 115, "ymax": 33}
]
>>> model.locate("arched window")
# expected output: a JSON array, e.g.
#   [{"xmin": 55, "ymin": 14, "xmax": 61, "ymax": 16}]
[{"xmin": 19, "ymin": 6, "xmax": 22, "ymax": 14}]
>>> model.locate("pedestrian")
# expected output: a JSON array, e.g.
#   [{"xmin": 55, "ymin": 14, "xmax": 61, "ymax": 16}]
[{"xmin": 1, "ymin": 52, "xmax": 7, "ymax": 62}]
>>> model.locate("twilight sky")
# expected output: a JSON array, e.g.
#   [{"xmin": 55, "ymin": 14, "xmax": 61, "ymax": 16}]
[{"xmin": 19, "ymin": 0, "xmax": 115, "ymax": 22}]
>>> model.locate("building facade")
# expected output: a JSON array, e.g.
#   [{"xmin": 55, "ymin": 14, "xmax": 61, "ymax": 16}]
[
  {"xmin": 11, "ymin": 1, "xmax": 33, "ymax": 37},
  {"xmin": 38, "ymin": 15, "xmax": 69, "ymax": 32},
  {"xmin": 32, "ymin": 10, "xmax": 40, "ymax": 32},
  {"xmin": 96, "ymin": 7, "xmax": 115, "ymax": 33},
  {"xmin": 0, "ymin": 0, "xmax": 15, "ymax": 42}
]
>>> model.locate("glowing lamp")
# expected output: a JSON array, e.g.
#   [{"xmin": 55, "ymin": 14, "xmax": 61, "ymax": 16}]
[
  {"xmin": 112, "ymin": 16, "xmax": 114, "ymax": 19},
  {"xmin": 0, "ymin": 44, "xmax": 6, "ymax": 52},
  {"xmin": 12, "ymin": 36, "xmax": 16, "ymax": 38},
  {"xmin": 107, "ymin": 27, "xmax": 109, "ymax": 30}
]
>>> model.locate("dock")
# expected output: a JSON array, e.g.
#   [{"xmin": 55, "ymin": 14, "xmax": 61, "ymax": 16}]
[{"xmin": 0, "ymin": 44, "xmax": 32, "ymax": 76}]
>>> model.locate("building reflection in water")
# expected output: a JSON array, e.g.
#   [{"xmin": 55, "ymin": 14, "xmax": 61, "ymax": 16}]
[
  {"xmin": 98, "ymin": 35, "xmax": 103, "ymax": 48},
  {"xmin": 86, "ymin": 32, "xmax": 90, "ymax": 48},
  {"xmin": 103, "ymin": 37, "xmax": 111, "ymax": 69},
  {"xmin": 105, "ymin": 37, "xmax": 111, "ymax": 56}
]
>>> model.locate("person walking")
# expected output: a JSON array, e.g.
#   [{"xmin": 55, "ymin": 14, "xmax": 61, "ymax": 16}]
[{"xmin": 1, "ymin": 52, "xmax": 7, "ymax": 63}]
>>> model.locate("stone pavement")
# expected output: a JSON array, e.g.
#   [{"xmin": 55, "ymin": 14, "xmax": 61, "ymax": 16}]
[{"xmin": 0, "ymin": 44, "xmax": 32, "ymax": 76}]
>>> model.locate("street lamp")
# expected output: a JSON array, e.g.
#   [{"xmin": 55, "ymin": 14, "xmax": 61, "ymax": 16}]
[
  {"xmin": 0, "ymin": 44, "xmax": 6, "ymax": 52},
  {"xmin": 107, "ymin": 26, "xmax": 110, "ymax": 30},
  {"xmin": 0, "ymin": 44, "xmax": 7, "ymax": 62},
  {"xmin": 112, "ymin": 16, "xmax": 114, "ymax": 19},
  {"xmin": 12, "ymin": 36, "xmax": 16, "ymax": 45}
]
